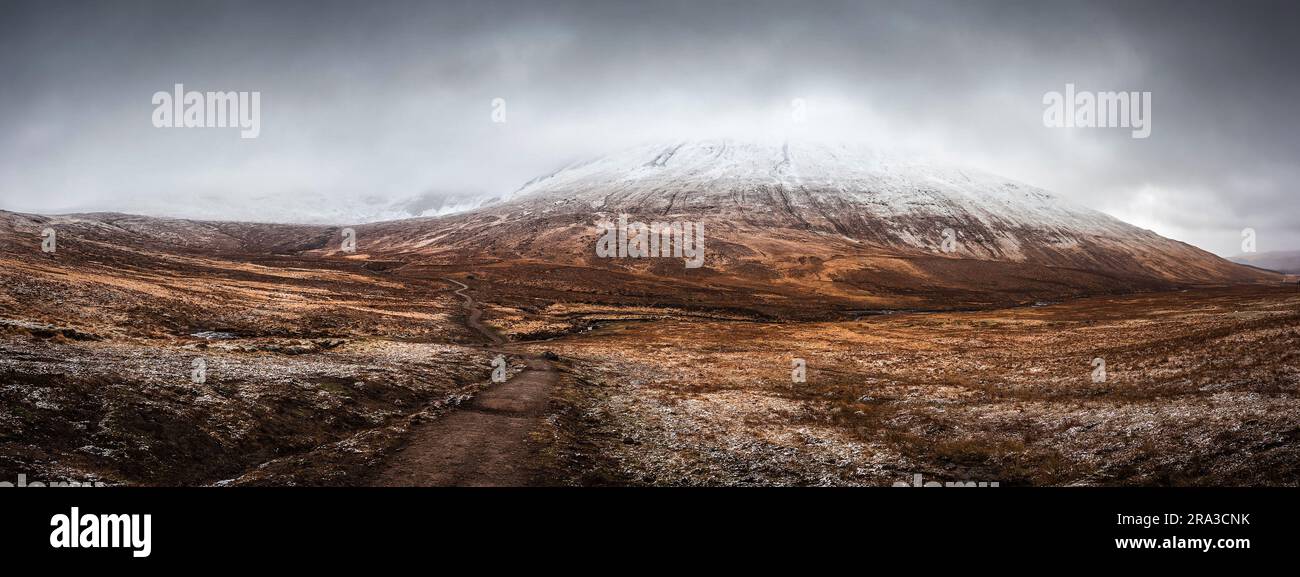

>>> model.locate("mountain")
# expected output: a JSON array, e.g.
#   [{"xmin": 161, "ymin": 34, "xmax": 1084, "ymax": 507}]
[
  {"xmin": 0, "ymin": 211, "xmax": 337, "ymax": 254},
  {"xmin": 346, "ymin": 140, "xmax": 1278, "ymax": 315},
  {"xmin": 0, "ymin": 140, "xmax": 1278, "ymax": 318},
  {"xmin": 1, "ymin": 146, "xmax": 1294, "ymax": 488},
  {"xmin": 22, "ymin": 190, "xmax": 495, "ymax": 229},
  {"xmin": 1230, "ymin": 250, "xmax": 1300, "ymax": 275}
]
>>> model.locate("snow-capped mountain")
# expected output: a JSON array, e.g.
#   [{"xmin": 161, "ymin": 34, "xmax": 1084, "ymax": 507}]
[
  {"xmin": 355, "ymin": 140, "xmax": 1273, "ymax": 305},
  {"xmin": 1, "ymin": 139, "xmax": 1276, "ymax": 315},
  {"xmin": 506, "ymin": 140, "xmax": 1136, "ymax": 257}
]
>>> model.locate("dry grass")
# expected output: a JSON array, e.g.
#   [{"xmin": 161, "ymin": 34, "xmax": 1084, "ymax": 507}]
[{"xmin": 528, "ymin": 285, "xmax": 1300, "ymax": 486}]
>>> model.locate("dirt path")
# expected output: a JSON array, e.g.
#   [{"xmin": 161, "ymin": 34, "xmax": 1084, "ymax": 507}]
[
  {"xmin": 372, "ymin": 278, "xmax": 555, "ymax": 486},
  {"xmin": 443, "ymin": 277, "xmax": 506, "ymax": 346}
]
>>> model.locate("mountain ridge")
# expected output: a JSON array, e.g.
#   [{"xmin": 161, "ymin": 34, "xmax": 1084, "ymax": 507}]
[{"xmin": 1, "ymin": 140, "xmax": 1280, "ymax": 316}]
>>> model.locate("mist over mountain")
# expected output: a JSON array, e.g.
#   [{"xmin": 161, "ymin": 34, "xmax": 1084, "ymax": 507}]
[
  {"xmin": 62, "ymin": 189, "xmax": 497, "ymax": 226},
  {"xmin": 1231, "ymin": 250, "xmax": 1300, "ymax": 274},
  {"xmin": 342, "ymin": 139, "xmax": 1276, "ymax": 315}
]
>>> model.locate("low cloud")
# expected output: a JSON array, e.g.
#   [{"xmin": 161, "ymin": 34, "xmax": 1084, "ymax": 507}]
[{"xmin": 0, "ymin": 0, "xmax": 1295, "ymax": 255}]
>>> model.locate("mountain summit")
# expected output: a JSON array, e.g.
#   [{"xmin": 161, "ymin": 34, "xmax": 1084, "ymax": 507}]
[{"xmin": 351, "ymin": 140, "xmax": 1277, "ymax": 315}]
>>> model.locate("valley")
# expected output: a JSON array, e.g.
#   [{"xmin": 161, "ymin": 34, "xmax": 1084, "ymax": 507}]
[
  {"xmin": 1, "ymin": 140, "xmax": 1294, "ymax": 486},
  {"xmin": 1, "ymin": 213, "xmax": 1295, "ymax": 485}
]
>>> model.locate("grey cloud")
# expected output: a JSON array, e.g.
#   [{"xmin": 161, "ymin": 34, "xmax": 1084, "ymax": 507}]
[{"xmin": 0, "ymin": 0, "xmax": 1296, "ymax": 255}]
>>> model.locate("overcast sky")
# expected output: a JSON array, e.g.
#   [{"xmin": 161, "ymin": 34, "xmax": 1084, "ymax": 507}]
[{"xmin": 1, "ymin": 0, "xmax": 1296, "ymax": 256}]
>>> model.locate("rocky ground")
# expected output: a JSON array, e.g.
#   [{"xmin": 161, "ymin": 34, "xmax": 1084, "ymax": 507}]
[
  {"xmin": 523, "ymin": 286, "xmax": 1300, "ymax": 486},
  {"xmin": 0, "ymin": 218, "xmax": 501, "ymax": 485},
  {"xmin": 0, "ymin": 337, "xmax": 493, "ymax": 485},
  {"xmin": 1, "ymin": 209, "xmax": 1296, "ymax": 486}
]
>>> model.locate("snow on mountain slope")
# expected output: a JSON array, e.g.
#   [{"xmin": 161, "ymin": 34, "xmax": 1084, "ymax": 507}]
[
  {"xmin": 81, "ymin": 190, "xmax": 494, "ymax": 227},
  {"xmin": 523, "ymin": 142, "xmax": 1107, "ymax": 241},
  {"xmin": 0, "ymin": 139, "xmax": 1276, "ymax": 315},
  {"xmin": 441, "ymin": 140, "xmax": 1256, "ymax": 277},
  {"xmin": 342, "ymin": 140, "xmax": 1275, "ymax": 313},
  {"xmin": 0, "ymin": 210, "xmax": 339, "ymax": 254}
]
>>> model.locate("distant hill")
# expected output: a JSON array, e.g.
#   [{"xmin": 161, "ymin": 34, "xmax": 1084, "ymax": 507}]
[{"xmin": 1230, "ymin": 250, "xmax": 1300, "ymax": 274}]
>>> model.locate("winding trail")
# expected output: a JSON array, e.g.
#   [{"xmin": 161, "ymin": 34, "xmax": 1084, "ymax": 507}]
[
  {"xmin": 373, "ymin": 277, "xmax": 556, "ymax": 486},
  {"xmin": 443, "ymin": 277, "xmax": 506, "ymax": 346}
]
